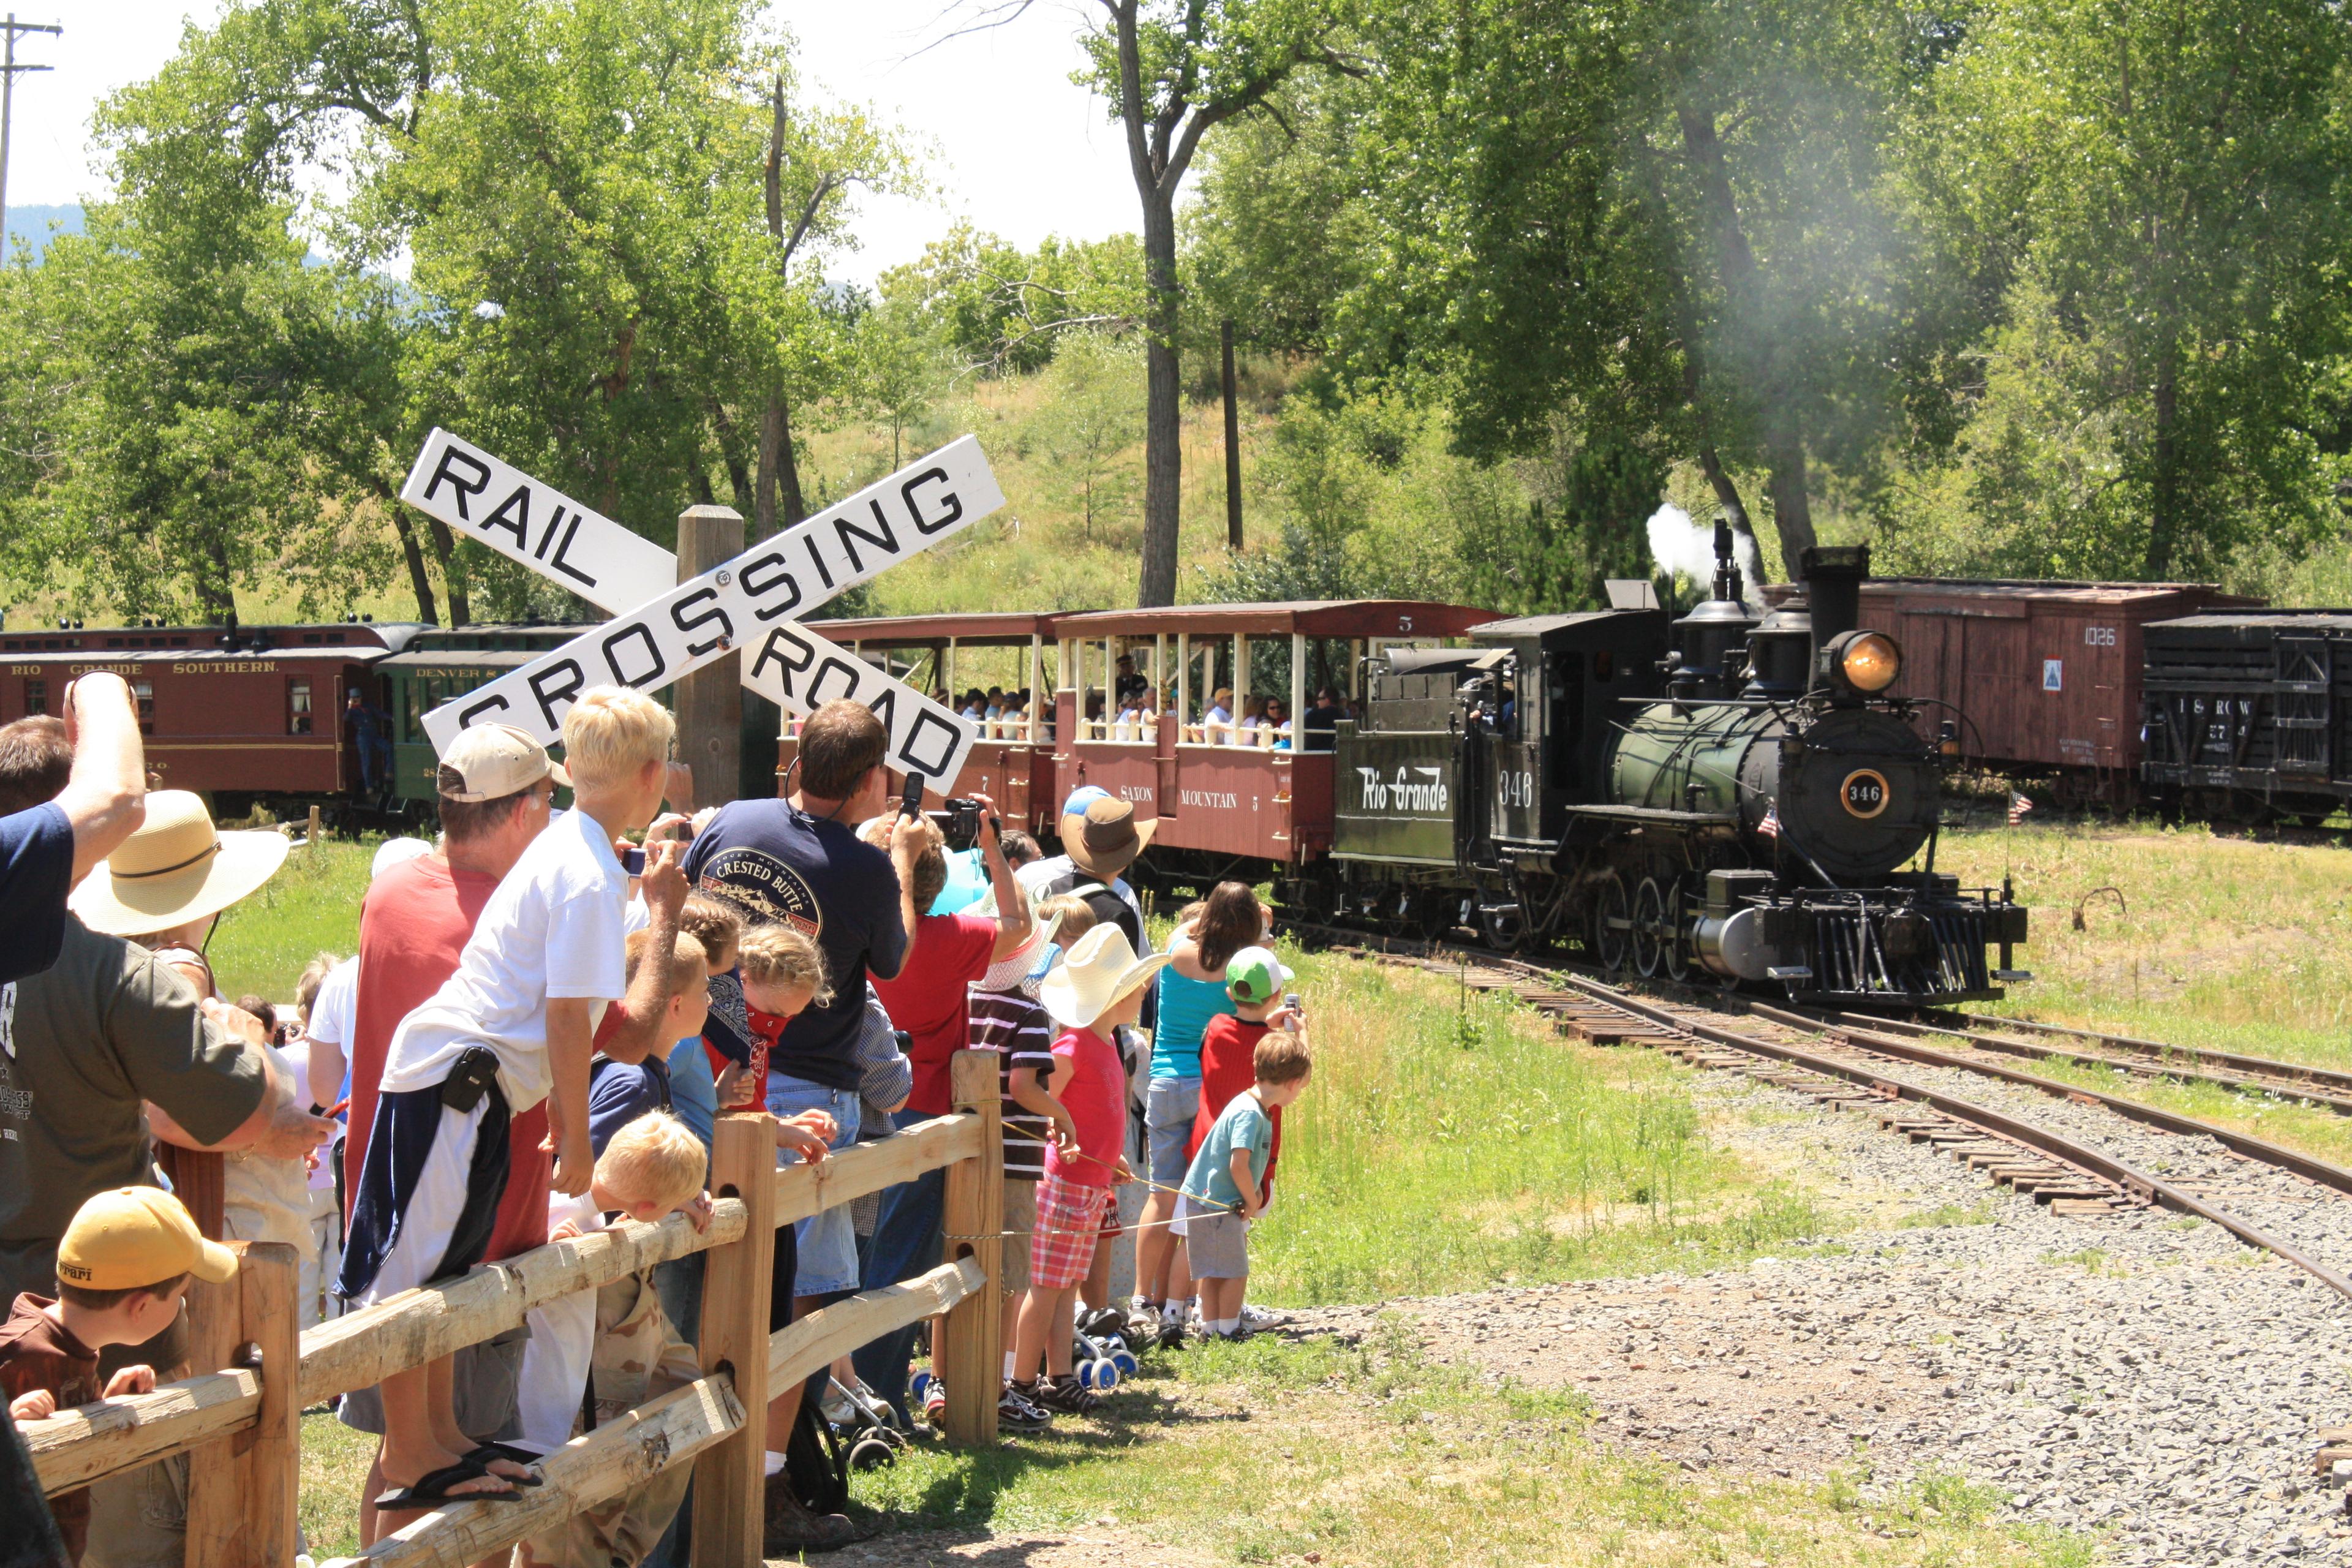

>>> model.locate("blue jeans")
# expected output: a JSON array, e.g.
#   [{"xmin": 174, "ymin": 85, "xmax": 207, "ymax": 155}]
[
  {"xmin": 848, "ymin": 1107, "xmax": 948, "ymax": 1420},
  {"xmin": 767, "ymin": 1077, "xmax": 862, "ymax": 1294}
]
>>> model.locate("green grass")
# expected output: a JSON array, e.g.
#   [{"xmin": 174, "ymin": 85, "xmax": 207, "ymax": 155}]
[
  {"xmin": 203, "ymin": 836, "xmax": 377, "ymax": 1003},
  {"xmin": 1930, "ymin": 819, "xmax": 2352, "ymax": 1067},
  {"xmin": 1253, "ymin": 947, "xmax": 1839, "ymax": 1303}
]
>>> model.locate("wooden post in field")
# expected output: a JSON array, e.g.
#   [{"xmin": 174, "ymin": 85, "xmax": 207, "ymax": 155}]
[
  {"xmin": 183, "ymin": 1240, "xmax": 295, "ymax": 1568},
  {"xmin": 1222, "ymin": 317, "xmax": 1243, "ymax": 551},
  {"xmin": 694, "ymin": 1113, "xmax": 775, "ymax": 1567},
  {"xmin": 240, "ymin": 1242, "xmax": 300, "ymax": 1568},
  {"xmin": 676, "ymin": 505, "xmax": 746, "ymax": 807},
  {"xmin": 307, "ymin": 802, "xmax": 322, "ymax": 846},
  {"xmin": 940, "ymin": 1050, "xmax": 1002, "ymax": 1446}
]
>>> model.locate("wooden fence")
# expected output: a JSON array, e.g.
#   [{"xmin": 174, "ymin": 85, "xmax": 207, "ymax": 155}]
[{"xmin": 22, "ymin": 1052, "xmax": 1006, "ymax": 1568}]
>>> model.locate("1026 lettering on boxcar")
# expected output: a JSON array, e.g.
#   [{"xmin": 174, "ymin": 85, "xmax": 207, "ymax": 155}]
[{"xmin": 1283, "ymin": 529, "xmax": 2031, "ymax": 1008}]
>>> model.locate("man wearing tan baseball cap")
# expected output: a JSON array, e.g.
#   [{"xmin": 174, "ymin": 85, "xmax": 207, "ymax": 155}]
[{"xmin": 438, "ymin": 723, "xmax": 572, "ymax": 802}]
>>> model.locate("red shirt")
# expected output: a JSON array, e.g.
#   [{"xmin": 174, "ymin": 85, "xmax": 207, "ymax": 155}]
[
  {"xmin": 344, "ymin": 854, "xmax": 553, "ymax": 1263},
  {"xmin": 1191, "ymin": 1014, "xmax": 1283, "ymax": 1191},
  {"xmin": 1042, "ymin": 1026, "xmax": 1126, "ymax": 1187},
  {"xmin": 872, "ymin": 913, "xmax": 997, "ymax": 1115}
]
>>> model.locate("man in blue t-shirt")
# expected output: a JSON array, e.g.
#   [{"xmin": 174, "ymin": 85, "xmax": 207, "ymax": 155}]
[
  {"xmin": 682, "ymin": 699, "xmax": 922, "ymax": 1556},
  {"xmin": 0, "ymin": 673, "xmax": 150, "ymax": 1568}
]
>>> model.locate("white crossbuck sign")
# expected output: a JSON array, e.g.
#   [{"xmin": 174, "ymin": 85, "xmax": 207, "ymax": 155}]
[{"xmin": 399, "ymin": 428, "xmax": 1007, "ymax": 785}]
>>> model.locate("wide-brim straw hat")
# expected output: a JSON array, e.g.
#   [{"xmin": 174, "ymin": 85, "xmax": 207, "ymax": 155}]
[
  {"xmin": 71, "ymin": 790, "xmax": 290, "ymax": 937},
  {"xmin": 977, "ymin": 903, "xmax": 1066, "ymax": 992},
  {"xmin": 1038, "ymin": 922, "xmax": 1169, "ymax": 1031},
  {"xmin": 1061, "ymin": 796, "xmax": 1158, "ymax": 878}
]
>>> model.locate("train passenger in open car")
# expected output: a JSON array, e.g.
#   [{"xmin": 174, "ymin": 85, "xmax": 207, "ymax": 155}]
[
  {"xmin": 1267, "ymin": 698, "xmax": 1293, "ymax": 750},
  {"xmin": 1302, "ymin": 687, "xmax": 1346, "ymax": 750},
  {"xmin": 1202, "ymin": 687, "xmax": 1235, "ymax": 744}
]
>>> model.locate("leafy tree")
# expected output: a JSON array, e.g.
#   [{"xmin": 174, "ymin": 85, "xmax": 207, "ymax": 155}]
[
  {"xmin": 1076, "ymin": 0, "xmax": 1359, "ymax": 605},
  {"xmin": 1459, "ymin": 441, "xmax": 1668, "ymax": 616},
  {"xmin": 1900, "ymin": 0, "xmax": 2352, "ymax": 578},
  {"xmin": 878, "ymin": 224, "xmax": 1144, "ymax": 374},
  {"xmin": 1032, "ymin": 331, "xmax": 1148, "ymax": 540}
]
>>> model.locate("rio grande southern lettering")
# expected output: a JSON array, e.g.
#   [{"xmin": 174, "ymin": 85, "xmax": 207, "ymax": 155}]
[{"xmin": 1356, "ymin": 765, "xmax": 1449, "ymax": 813}]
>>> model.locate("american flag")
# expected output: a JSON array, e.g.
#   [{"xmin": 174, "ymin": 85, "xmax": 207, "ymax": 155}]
[
  {"xmin": 2007, "ymin": 790, "xmax": 2034, "ymax": 825},
  {"xmin": 1758, "ymin": 805, "xmax": 1781, "ymax": 838}
]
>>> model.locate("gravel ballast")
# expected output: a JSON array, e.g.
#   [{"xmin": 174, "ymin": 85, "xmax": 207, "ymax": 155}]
[{"xmin": 1295, "ymin": 1063, "xmax": 2352, "ymax": 1566}]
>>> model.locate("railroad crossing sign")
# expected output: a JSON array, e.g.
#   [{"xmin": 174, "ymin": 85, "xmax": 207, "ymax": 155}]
[{"xmin": 398, "ymin": 427, "xmax": 1005, "ymax": 785}]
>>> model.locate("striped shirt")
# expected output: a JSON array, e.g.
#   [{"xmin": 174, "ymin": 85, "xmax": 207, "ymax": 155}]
[{"xmin": 968, "ymin": 987, "xmax": 1056, "ymax": 1179}]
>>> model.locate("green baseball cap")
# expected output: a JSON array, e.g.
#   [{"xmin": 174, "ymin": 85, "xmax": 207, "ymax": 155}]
[{"xmin": 1226, "ymin": 946, "xmax": 1294, "ymax": 1005}]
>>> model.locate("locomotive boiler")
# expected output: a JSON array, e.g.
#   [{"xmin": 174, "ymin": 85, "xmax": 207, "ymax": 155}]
[{"xmin": 1311, "ymin": 531, "xmax": 2029, "ymax": 1008}]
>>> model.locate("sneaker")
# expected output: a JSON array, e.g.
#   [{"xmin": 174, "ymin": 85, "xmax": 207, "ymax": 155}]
[
  {"xmin": 761, "ymin": 1473, "xmax": 858, "ymax": 1555},
  {"xmin": 1155, "ymin": 1314, "xmax": 1187, "ymax": 1349},
  {"xmin": 1238, "ymin": 1302, "xmax": 1292, "ymax": 1332},
  {"xmin": 923, "ymin": 1384, "xmax": 948, "ymax": 1427},
  {"xmin": 998, "ymin": 1385, "xmax": 1054, "ymax": 1432},
  {"xmin": 818, "ymin": 1382, "xmax": 858, "ymax": 1427},
  {"xmin": 1077, "ymin": 1305, "xmax": 1128, "ymax": 1341},
  {"xmin": 1026, "ymin": 1374, "xmax": 1102, "ymax": 1416}
]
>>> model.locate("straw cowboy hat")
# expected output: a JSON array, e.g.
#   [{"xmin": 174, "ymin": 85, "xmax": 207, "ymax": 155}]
[
  {"xmin": 1039, "ymin": 922, "xmax": 1169, "ymax": 1031},
  {"xmin": 977, "ymin": 901, "xmax": 1066, "ymax": 992},
  {"xmin": 71, "ymin": 790, "xmax": 290, "ymax": 937},
  {"xmin": 1060, "ymin": 794, "xmax": 1158, "ymax": 879}
]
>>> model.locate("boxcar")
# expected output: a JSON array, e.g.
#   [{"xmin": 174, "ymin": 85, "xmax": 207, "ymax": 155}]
[{"xmin": 1760, "ymin": 576, "xmax": 2259, "ymax": 803}]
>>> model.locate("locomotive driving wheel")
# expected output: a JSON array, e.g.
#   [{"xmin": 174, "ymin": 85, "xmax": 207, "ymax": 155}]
[
  {"xmin": 1591, "ymin": 872, "xmax": 1631, "ymax": 973},
  {"xmin": 1631, "ymin": 876, "xmax": 1666, "ymax": 978},
  {"xmin": 1660, "ymin": 876, "xmax": 1692, "ymax": 983}
]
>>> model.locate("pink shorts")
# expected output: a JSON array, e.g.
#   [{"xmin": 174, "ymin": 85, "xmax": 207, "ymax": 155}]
[{"xmin": 1030, "ymin": 1173, "xmax": 1115, "ymax": 1289}]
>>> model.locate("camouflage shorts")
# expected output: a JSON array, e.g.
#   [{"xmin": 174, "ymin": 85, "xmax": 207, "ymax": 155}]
[{"xmin": 514, "ymin": 1270, "xmax": 703, "ymax": 1568}]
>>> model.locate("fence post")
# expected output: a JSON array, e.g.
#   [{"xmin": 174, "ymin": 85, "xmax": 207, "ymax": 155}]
[
  {"xmin": 694, "ymin": 1112, "xmax": 775, "ymax": 1568},
  {"xmin": 238, "ymin": 1242, "xmax": 300, "ymax": 1568},
  {"xmin": 940, "ymin": 1050, "xmax": 1002, "ymax": 1446},
  {"xmin": 178, "ymin": 1164, "xmax": 236, "ymax": 1568}
]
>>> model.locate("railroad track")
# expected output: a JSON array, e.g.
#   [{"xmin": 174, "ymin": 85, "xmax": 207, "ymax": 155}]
[{"xmin": 1291, "ymin": 921, "xmax": 2352, "ymax": 1308}]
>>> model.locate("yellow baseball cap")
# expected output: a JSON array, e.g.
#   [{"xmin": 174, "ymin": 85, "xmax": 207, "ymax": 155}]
[{"xmin": 57, "ymin": 1188, "xmax": 238, "ymax": 1291}]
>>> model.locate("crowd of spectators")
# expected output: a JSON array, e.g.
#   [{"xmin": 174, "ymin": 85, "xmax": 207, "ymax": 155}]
[{"xmin": 1, "ymin": 684, "xmax": 1312, "ymax": 1566}]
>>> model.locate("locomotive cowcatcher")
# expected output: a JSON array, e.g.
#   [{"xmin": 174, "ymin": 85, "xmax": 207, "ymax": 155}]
[{"xmin": 1298, "ymin": 532, "xmax": 2030, "ymax": 1008}]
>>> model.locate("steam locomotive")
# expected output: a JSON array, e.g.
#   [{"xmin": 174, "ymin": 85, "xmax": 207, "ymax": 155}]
[{"xmin": 1304, "ymin": 533, "xmax": 2030, "ymax": 1008}]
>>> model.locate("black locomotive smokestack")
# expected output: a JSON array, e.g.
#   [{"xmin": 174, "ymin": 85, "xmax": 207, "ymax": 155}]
[
  {"xmin": 1802, "ymin": 545, "xmax": 1870, "ymax": 685},
  {"xmin": 1711, "ymin": 518, "xmax": 1743, "ymax": 608}
]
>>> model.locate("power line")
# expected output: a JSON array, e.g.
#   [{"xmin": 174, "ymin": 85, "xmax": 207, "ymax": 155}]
[{"xmin": 1, "ymin": 13, "xmax": 63, "ymax": 252}]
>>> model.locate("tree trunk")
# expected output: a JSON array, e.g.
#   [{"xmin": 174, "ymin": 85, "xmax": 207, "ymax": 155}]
[
  {"xmin": 1676, "ymin": 104, "xmax": 1814, "ymax": 576},
  {"xmin": 426, "ymin": 517, "xmax": 470, "ymax": 626},
  {"xmin": 754, "ymin": 393, "xmax": 808, "ymax": 540},
  {"xmin": 2146, "ymin": 339, "xmax": 2180, "ymax": 578},
  {"xmin": 196, "ymin": 538, "xmax": 236, "ymax": 624},
  {"xmin": 1760, "ymin": 417, "xmax": 1816, "ymax": 579},
  {"xmin": 386, "ymin": 502, "xmax": 440, "ymax": 624},
  {"xmin": 1137, "ymin": 187, "xmax": 1183, "ymax": 607},
  {"xmin": 1695, "ymin": 447, "xmax": 1767, "ymax": 586}
]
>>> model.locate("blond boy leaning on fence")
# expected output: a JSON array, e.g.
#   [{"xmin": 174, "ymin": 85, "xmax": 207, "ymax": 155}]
[
  {"xmin": 337, "ymin": 687, "xmax": 682, "ymax": 1523},
  {"xmin": 513, "ymin": 1112, "xmax": 713, "ymax": 1568}
]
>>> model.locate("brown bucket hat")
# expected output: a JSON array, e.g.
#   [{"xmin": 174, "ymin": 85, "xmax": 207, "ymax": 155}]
[{"xmin": 1061, "ymin": 796, "xmax": 1158, "ymax": 878}]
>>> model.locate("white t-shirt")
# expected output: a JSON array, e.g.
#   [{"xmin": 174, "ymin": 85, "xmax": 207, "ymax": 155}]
[
  {"xmin": 380, "ymin": 808, "xmax": 631, "ymax": 1110},
  {"xmin": 513, "ymin": 1188, "xmax": 608, "ymax": 1453}
]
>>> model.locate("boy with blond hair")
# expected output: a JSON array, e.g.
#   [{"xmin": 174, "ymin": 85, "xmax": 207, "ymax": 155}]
[
  {"xmin": 514, "ymin": 1111, "xmax": 715, "ymax": 1568},
  {"xmin": 339, "ymin": 686, "xmax": 680, "ymax": 1515}
]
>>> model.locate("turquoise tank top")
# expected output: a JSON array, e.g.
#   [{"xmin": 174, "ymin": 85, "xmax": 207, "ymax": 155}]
[{"xmin": 1151, "ymin": 964, "xmax": 1235, "ymax": 1080}]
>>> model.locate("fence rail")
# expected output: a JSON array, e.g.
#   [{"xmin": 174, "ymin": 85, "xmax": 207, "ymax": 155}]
[{"xmin": 22, "ymin": 1050, "xmax": 1007, "ymax": 1568}]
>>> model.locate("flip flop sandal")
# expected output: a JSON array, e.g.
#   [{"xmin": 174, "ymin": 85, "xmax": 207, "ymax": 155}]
[
  {"xmin": 465, "ymin": 1443, "xmax": 546, "ymax": 1485},
  {"xmin": 373, "ymin": 1460, "xmax": 527, "ymax": 1512}
]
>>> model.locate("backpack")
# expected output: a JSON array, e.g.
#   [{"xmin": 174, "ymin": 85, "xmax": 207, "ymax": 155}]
[{"xmin": 784, "ymin": 1384, "xmax": 851, "ymax": 1515}]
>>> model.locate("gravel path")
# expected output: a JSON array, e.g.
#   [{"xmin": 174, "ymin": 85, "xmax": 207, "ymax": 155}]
[{"xmin": 1295, "ymin": 1065, "xmax": 2352, "ymax": 1567}]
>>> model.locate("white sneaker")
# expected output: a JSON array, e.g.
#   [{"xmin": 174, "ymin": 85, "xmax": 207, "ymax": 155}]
[{"xmin": 1238, "ymin": 1302, "xmax": 1291, "ymax": 1330}]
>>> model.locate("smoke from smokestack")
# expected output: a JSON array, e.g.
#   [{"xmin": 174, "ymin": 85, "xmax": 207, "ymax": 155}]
[{"xmin": 1646, "ymin": 503, "xmax": 1764, "ymax": 608}]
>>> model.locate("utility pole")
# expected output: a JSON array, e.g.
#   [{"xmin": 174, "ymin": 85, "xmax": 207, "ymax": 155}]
[
  {"xmin": 1, "ymin": 14, "xmax": 62, "ymax": 250},
  {"xmin": 1222, "ymin": 317, "xmax": 1243, "ymax": 550}
]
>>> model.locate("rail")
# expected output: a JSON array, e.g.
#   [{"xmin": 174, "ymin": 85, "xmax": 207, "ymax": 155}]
[{"xmin": 21, "ymin": 1052, "xmax": 1006, "ymax": 1568}]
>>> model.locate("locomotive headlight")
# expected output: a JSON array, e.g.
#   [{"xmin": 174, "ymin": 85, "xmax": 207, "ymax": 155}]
[{"xmin": 1836, "ymin": 631, "xmax": 1901, "ymax": 693}]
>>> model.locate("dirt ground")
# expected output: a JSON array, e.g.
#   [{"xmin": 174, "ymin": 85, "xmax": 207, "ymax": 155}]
[{"xmin": 811, "ymin": 1525, "xmax": 1219, "ymax": 1567}]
